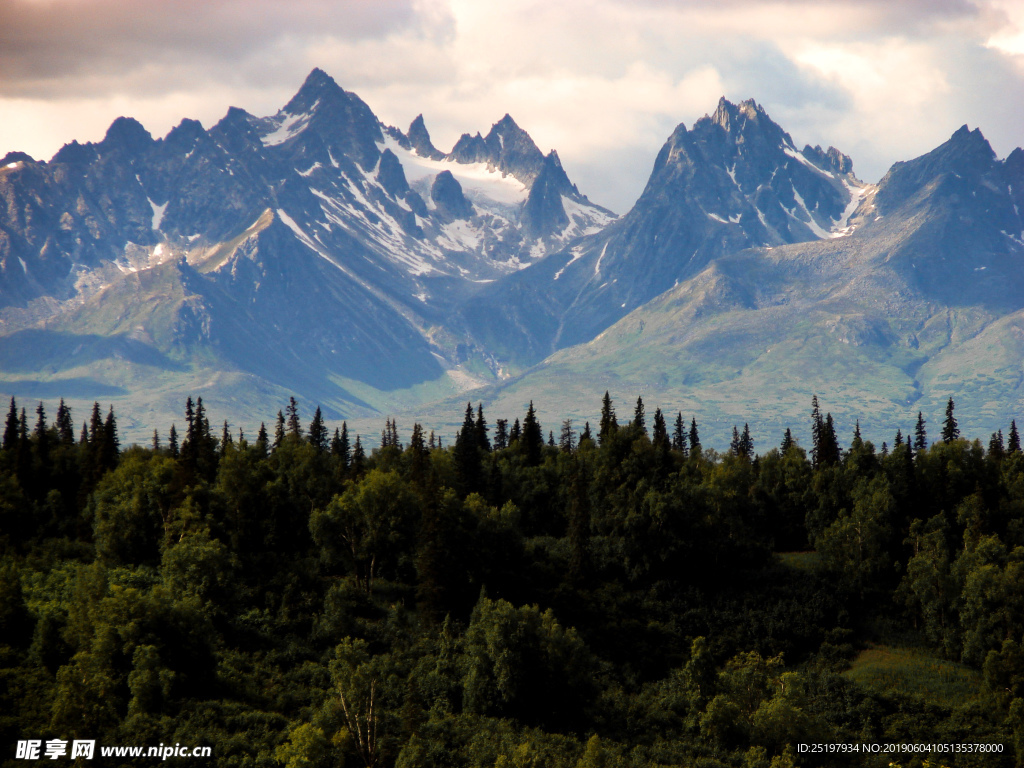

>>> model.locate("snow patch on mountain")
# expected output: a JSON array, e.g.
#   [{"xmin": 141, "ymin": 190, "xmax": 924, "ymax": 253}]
[
  {"xmin": 261, "ymin": 101, "xmax": 319, "ymax": 146},
  {"xmin": 148, "ymin": 198, "xmax": 167, "ymax": 230},
  {"xmin": 561, "ymin": 196, "xmax": 616, "ymax": 238},
  {"xmin": 381, "ymin": 137, "xmax": 527, "ymax": 208},
  {"xmin": 783, "ymin": 144, "xmax": 832, "ymax": 177},
  {"xmin": 832, "ymin": 182, "xmax": 871, "ymax": 236}
]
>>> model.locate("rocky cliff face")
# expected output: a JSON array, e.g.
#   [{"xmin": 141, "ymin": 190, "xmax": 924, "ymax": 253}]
[
  {"xmin": 480, "ymin": 122, "xmax": 1024, "ymax": 446},
  {"xmin": 0, "ymin": 69, "xmax": 614, "ymax": 409},
  {"xmin": 454, "ymin": 97, "xmax": 866, "ymax": 364}
]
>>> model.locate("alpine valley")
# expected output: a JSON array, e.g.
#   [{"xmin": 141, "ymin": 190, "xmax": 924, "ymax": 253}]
[{"xmin": 1, "ymin": 68, "xmax": 1023, "ymax": 445}]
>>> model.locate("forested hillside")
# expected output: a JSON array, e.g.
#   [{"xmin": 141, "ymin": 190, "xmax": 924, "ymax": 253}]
[{"xmin": 1, "ymin": 394, "xmax": 1023, "ymax": 767}]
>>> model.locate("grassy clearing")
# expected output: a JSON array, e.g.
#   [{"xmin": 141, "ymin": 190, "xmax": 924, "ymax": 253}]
[
  {"xmin": 844, "ymin": 644, "xmax": 981, "ymax": 707},
  {"xmin": 776, "ymin": 551, "xmax": 820, "ymax": 571}
]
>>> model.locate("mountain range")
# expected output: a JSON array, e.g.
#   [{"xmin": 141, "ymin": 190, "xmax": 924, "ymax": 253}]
[{"xmin": 1, "ymin": 68, "xmax": 1022, "ymax": 446}]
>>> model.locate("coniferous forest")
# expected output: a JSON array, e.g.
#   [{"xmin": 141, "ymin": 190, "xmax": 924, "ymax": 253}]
[{"xmin": 2, "ymin": 393, "xmax": 1024, "ymax": 767}]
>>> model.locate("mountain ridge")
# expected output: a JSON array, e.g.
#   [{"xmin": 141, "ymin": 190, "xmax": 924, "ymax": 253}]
[{"xmin": 2, "ymin": 69, "xmax": 1023, "ymax": 445}]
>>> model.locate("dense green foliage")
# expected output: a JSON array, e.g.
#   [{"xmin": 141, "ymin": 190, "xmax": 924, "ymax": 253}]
[{"xmin": 1, "ymin": 394, "xmax": 1023, "ymax": 767}]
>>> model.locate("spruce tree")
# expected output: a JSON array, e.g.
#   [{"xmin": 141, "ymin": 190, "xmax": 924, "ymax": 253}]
[
  {"xmin": 152, "ymin": 429, "xmax": 161, "ymax": 451},
  {"xmin": 559, "ymin": 419, "xmax": 576, "ymax": 452},
  {"xmin": 221, "ymin": 420, "xmax": 233, "ymax": 454},
  {"xmin": 184, "ymin": 396, "xmax": 195, "ymax": 443},
  {"xmin": 351, "ymin": 435, "xmax": 366, "ymax": 475},
  {"xmin": 881, "ymin": 441, "xmax": 888, "ymax": 456},
  {"xmin": 409, "ymin": 423, "xmax": 428, "ymax": 481},
  {"xmin": 781, "ymin": 428, "xmax": 794, "ymax": 453},
  {"xmin": 548, "ymin": 430, "xmax": 555, "ymax": 447},
  {"xmin": 740, "ymin": 423, "xmax": 753, "ymax": 459},
  {"xmin": 689, "ymin": 417, "xmax": 700, "ymax": 453},
  {"xmin": 521, "ymin": 401, "xmax": 543, "ymax": 465},
  {"xmin": 454, "ymin": 404, "xmax": 482, "ymax": 494},
  {"xmin": 15, "ymin": 408, "xmax": 29, "ymax": 481},
  {"xmin": 914, "ymin": 411, "xmax": 928, "ymax": 451},
  {"xmin": 33, "ymin": 402, "xmax": 50, "ymax": 461},
  {"xmin": 308, "ymin": 406, "xmax": 328, "ymax": 453},
  {"xmin": 811, "ymin": 395, "xmax": 823, "ymax": 468},
  {"xmin": 989, "ymin": 431, "xmax": 1005, "ymax": 459},
  {"xmin": 169, "ymin": 424, "xmax": 179, "ymax": 457},
  {"xmin": 494, "ymin": 419, "xmax": 509, "ymax": 451},
  {"xmin": 88, "ymin": 402, "xmax": 104, "ymax": 461},
  {"xmin": 286, "ymin": 397, "xmax": 301, "ymax": 437},
  {"xmin": 730, "ymin": 426, "xmax": 741, "ymax": 455},
  {"xmin": 672, "ymin": 412, "xmax": 686, "ymax": 453},
  {"xmin": 180, "ymin": 398, "xmax": 196, "ymax": 466},
  {"xmin": 475, "ymin": 404, "xmax": 490, "ymax": 452},
  {"xmin": 273, "ymin": 411, "xmax": 285, "ymax": 450},
  {"xmin": 942, "ymin": 398, "xmax": 959, "ymax": 443},
  {"xmin": 633, "ymin": 396, "xmax": 647, "ymax": 435},
  {"xmin": 56, "ymin": 399, "xmax": 74, "ymax": 445},
  {"xmin": 509, "ymin": 418, "xmax": 521, "ymax": 445},
  {"xmin": 256, "ymin": 422, "xmax": 268, "ymax": 454},
  {"xmin": 580, "ymin": 421, "xmax": 593, "ymax": 446},
  {"xmin": 338, "ymin": 423, "xmax": 350, "ymax": 467},
  {"xmin": 598, "ymin": 391, "xmax": 617, "ymax": 444},
  {"xmin": 1009, "ymin": 420, "xmax": 1020, "ymax": 454},
  {"xmin": 102, "ymin": 406, "xmax": 119, "ymax": 470},
  {"xmin": 3, "ymin": 397, "xmax": 19, "ymax": 451},
  {"xmin": 894, "ymin": 429, "xmax": 903, "ymax": 447},
  {"xmin": 820, "ymin": 414, "xmax": 840, "ymax": 466},
  {"xmin": 652, "ymin": 408, "xmax": 669, "ymax": 449}
]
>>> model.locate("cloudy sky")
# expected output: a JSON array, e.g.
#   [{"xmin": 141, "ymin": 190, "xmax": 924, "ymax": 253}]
[{"xmin": 1, "ymin": 0, "xmax": 1022, "ymax": 212}]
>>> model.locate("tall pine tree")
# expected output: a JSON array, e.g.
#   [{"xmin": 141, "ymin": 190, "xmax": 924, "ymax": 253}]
[
  {"xmin": 3, "ymin": 397, "xmax": 19, "ymax": 451},
  {"xmin": 521, "ymin": 401, "xmax": 544, "ymax": 466},
  {"xmin": 308, "ymin": 406, "xmax": 328, "ymax": 453},
  {"xmin": 672, "ymin": 412, "xmax": 687, "ymax": 453},
  {"xmin": 633, "ymin": 396, "xmax": 647, "ymax": 435},
  {"xmin": 599, "ymin": 392, "xmax": 617, "ymax": 444},
  {"xmin": 942, "ymin": 398, "xmax": 959, "ymax": 443},
  {"xmin": 914, "ymin": 411, "xmax": 928, "ymax": 451}
]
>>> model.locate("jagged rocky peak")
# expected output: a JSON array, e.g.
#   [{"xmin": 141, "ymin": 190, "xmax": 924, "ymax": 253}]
[
  {"xmin": 522, "ymin": 151, "xmax": 575, "ymax": 237},
  {"xmin": 407, "ymin": 114, "xmax": 444, "ymax": 160},
  {"xmin": 431, "ymin": 170, "xmax": 474, "ymax": 220},
  {"xmin": 377, "ymin": 148, "xmax": 412, "ymax": 197},
  {"xmin": 700, "ymin": 97, "xmax": 793, "ymax": 154},
  {"xmin": 874, "ymin": 124, "xmax": 1000, "ymax": 213},
  {"xmin": 448, "ymin": 113, "xmax": 546, "ymax": 185},
  {"xmin": 711, "ymin": 96, "xmax": 768, "ymax": 130},
  {"xmin": 483, "ymin": 114, "xmax": 546, "ymax": 183},
  {"xmin": 803, "ymin": 144, "xmax": 854, "ymax": 175},
  {"xmin": 50, "ymin": 140, "xmax": 98, "ymax": 166},
  {"xmin": 283, "ymin": 67, "xmax": 346, "ymax": 114},
  {"xmin": 101, "ymin": 116, "xmax": 154, "ymax": 154},
  {"xmin": 162, "ymin": 118, "xmax": 206, "ymax": 154},
  {"xmin": 211, "ymin": 106, "xmax": 266, "ymax": 154},
  {"xmin": 450, "ymin": 131, "xmax": 490, "ymax": 163}
]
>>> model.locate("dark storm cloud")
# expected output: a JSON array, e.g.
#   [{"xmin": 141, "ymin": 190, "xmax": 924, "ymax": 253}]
[{"xmin": 0, "ymin": 0, "xmax": 421, "ymax": 97}]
